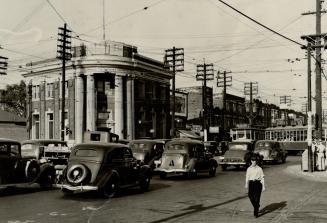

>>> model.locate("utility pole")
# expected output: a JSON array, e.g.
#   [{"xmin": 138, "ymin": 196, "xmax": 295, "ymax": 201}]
[
  {"xmin": 302, "ymin": 1, "xmax": 326, "ymax": 139},
  {"xmin": 217, "ymin": 70, "xmax": 232, "ymax": 140},
  {"xmin": 0, "ymin": 56, "xmax": 8, "ymax": 75},
  {"xmin": 164, "ymin": 47, "xmax": 184, "ymax": 138},
  {"xmin": 196, "ymin": 62, "xmax": 214, "ymax": 142},
  {"xmin": 280, "ymin": 95, "xmax": 291, "ymax": 107},
  {"xmin": 244, "ymin": 82, "xmax": 258, "ymax": 127},
  {"xmin": 57, "ymin": 23, "xmax": 72, "ymax": 141}
]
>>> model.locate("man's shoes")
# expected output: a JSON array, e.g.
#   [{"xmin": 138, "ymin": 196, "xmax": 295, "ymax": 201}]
[{"xmin": 254, "ymin": 208, "xmax": 259, "ymax": 218}]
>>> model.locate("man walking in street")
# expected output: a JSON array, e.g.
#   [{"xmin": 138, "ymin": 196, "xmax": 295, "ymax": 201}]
[{"xmin": 245, "ymin": 155, "xmax": 265, "ymax": 217}]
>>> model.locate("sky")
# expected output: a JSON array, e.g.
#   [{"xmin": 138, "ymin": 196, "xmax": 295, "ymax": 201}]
[{"xmin": 0, "ymin": 0, "xmax": 326, "ymax": 112}]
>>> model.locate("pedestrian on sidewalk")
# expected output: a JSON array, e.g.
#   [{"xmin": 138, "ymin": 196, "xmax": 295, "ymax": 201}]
[
  {"xmin": 316, "ymin": 140, "xmax": 326, "ymax": 171},
  {"xmin": 245, "ymin": 155, "xmax": 265, "ymax": 218}
]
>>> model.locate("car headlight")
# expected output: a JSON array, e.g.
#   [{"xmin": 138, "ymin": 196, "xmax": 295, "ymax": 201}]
[{"xmin": 39, "ymin": 158, "xmax": 48, "ymax": 164}]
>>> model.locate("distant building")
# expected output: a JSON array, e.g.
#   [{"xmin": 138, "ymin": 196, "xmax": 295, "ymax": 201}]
[
  {"xmin": 23, "ymin": 41, "xmax": 172, "ymax": 145},
  {"xmin": 0, "ymin": 110, "xmax": 27, "ymax": 141}
]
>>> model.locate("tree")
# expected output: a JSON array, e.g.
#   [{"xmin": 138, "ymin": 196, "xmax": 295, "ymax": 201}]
[{"xmin": 2, "ymin": 81, "xmax": 26, "ymax": 117}]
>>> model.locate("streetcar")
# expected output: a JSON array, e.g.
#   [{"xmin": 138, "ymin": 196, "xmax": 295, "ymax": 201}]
[
  {"xmin": 230, "ymin": 126, "xmax": 265, "ymax": 142},
  {"xmin": 264, "ymin": 125, "xmax": 310, "ymax": 155}
]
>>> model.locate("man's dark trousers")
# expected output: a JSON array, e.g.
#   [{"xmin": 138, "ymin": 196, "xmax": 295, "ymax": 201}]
[{"xmin": 248, "ymin": 180, "xmax": 262, "ymax": 217}]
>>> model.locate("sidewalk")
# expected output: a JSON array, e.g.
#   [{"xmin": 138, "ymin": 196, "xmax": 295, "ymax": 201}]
[{"xmin": 285, "ymin": 164, "xmax": 327, "ymax": 182}]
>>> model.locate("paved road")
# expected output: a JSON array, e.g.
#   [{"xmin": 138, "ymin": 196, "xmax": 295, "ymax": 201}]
[{"xmin": 1, "ymin": 156, "xmax": 327, "ymax": 223}]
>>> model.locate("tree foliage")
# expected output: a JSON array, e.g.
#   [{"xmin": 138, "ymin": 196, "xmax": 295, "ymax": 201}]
[{"xmin": 2, "ymin": 81, "xmax": 26, "ymax": 117}]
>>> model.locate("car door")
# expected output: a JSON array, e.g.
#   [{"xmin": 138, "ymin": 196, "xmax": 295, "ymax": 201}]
[
  {"xmin": 110, "ymin": 148, "xmax": 127, "ymax": 185},
  {"xmin": 0, "ymin": 143, "xmax": 10, "ymax": 184},
  {"xmin": 8, "ymin": 143, "xmax": 22, "ymax": 183},
  {"xmin": 194, "ymin": 144, "xmax": 206, "ymax": 171},
  {"xmin": 122, "ymin": 147, "xmax": 136, "ymax": 184}
]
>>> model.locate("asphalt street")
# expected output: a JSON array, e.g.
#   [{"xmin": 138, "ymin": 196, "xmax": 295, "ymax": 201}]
[{"xmin": 1, "ymin": 156, "xmax": 327, "ymax": 223}]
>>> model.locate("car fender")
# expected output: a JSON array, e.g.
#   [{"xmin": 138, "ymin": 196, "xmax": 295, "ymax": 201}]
[
  {"xmin": 97, "ymin": 169, "xmax": 120, "ymax": 189},
  {"xmin": 140, "ymin": 165, "xmax": 152, "ymax": 179},
  {"xmin": 209, "ymin": 158, "xmax": 218, "ymax": 168},
  {"xmin": 186, "ymin": 158, "xmax": 196, "ymax": 171},
  {"xmin": 34, "ymin": 163, "xmax": 55, "ymax": 183}
]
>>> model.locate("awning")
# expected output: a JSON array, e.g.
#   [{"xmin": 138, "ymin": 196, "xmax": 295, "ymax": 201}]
[{"xmin": 178, "ymin": 130, "xmax": 202, "ymax": 140}]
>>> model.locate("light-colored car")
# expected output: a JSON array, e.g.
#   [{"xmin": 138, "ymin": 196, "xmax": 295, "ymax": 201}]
[
  {"xmin": 155, "ymin": 139, "xmax": 218, "ymax": 178},
  {"xmin": 254, "ymin": 140, "xmax": 287, "ymax": 164},
  {"xmin": 219, "ymin": 140, "xmax": 255, "ymax": 170}
]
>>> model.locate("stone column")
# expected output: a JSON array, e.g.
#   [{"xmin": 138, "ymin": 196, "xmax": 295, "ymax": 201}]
[
  {"xmin": 114, "ymin": 76, "xmax": 124, "ymax": 139},
  {"xmin": 86, "ymin": 74, "xmax": 96, "ymax": 131},
  {"xmin": 126, "ymin": 78, "xmax": 134, "ymax": 140},
  {"xmin": 75, "ymin": 76, "xmax": 84, "ymax": 143}
]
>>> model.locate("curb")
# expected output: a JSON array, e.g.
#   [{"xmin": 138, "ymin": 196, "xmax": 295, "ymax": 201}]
[{"xmin": 285, "ymin": 165, "xmax": 327, "ymax": 182}]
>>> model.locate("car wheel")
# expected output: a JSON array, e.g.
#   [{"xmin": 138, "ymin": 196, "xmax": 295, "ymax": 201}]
[
  {"xmin": 39, "ymin": 171, "xmax": 55, "ymax": 189},
  {"xmin": 103, "ymin": 177, "xmax": 119, "ymax": 198},
  {"xmin": 282, "ymin": 156, "xmax": 286, "ymax": 164},
  {"xmin": 221, "ymin": 164, "xmax": 227, "ymax": 171},
  {"xmin": 209, "ymin": 166, "xmax": 217, "ymax": 177},
  {"xmin": 139, "ymin": 175, "xmax": 151, "ymax": 192},
  {"xmin": 25, "ymin": 161, "xmax": 41, "ymax": 181},
  {"xmin": 160, "ymin": 172, "xmax": 167, "ymax": 179}
]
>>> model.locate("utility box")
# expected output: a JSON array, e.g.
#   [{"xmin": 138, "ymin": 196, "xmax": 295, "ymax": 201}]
[{"xmin": 302, "ymin": 149, "xmax": 308, "ymax": 171}]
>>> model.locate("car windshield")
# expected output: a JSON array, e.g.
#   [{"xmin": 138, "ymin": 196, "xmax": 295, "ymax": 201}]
[
  {"xmin": 130, "ymin": 143, "xmax": 151, "ymax": 152},
  {"xmin": 256, "ymin": 142, "xmax": 271, "ymax": 148},
  {"xmin": 21, "ymin": 144, "xmax": 37, "ymax": 157},
  {"xmin": 166, "ymin": 144, "xmax": 186, "ymax": 152},
  {"xmin": 229, "ymin": 144, "xmax": 248, "ymax": 151},
  {"xmin": 75, "ymin": 149, "xmax": 97, "ymax": 157}
]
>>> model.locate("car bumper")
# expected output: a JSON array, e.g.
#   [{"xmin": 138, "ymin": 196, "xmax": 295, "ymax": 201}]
[
  {"xmin": 219, "ymin": 161, "xmax": 246, "ymax": 165},
  {"xmin": 60, "ymin": 184, "xmax": 98, "ymax": 192},
  {"xmin": 155, "ymin": 168, "xmax": 191, "ymax": 173}
]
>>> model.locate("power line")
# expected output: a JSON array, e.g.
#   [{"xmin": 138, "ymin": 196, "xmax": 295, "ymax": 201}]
[{"xmin": 217, "ymin": 0, "xmax": 305, "ymax": 47}]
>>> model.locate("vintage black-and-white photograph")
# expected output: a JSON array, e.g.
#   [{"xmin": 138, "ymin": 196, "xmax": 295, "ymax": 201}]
[{"xmin": 0, "ymin": 0, "xmax": 327, "ymax": 222}]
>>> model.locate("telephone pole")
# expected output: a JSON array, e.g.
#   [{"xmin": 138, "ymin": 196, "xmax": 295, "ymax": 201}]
[
  {"xmin": 164, "ymin": 47, "xmax": 184, "ymax": 138},
  {"xmin": 217, "ymin": 71, "xmax": 232, "ymax": 139},
  {"xmin": 196, "ymin": 62, "xmax": 214, "ymax": 142},
  {"xmin": 244, "ymin": 82, "xmax": 258, "ymax": 127},
  {"xmin": 302, "ymin": 0, "xmax": 326, "ymax": 139},
  {"xmin": 57, "ymin": 23, "xmax": 72, "ymax": 141},
  {"xmin": 280, "ymin": 95, "xmax": 291, "ymax": 106},
  {"xmin": 0, "ymin": 56, "xmax": 8, "ymax": 75}
]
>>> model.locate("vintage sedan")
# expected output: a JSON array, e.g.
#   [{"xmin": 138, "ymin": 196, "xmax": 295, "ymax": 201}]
[
  {"xmin": 21, "ymin": 139, "xmax": 70, "ymax": 183},
  {"xmin": 0, "ymin": 138, "xmax": 55, "ymax": 189},
  {"xmin": 129, "ymin": 139, "xmax": 165, "ymax": 169},
  {"xmin": 219, "ymin": 140, "xmax": 255, "ymax": 170},
  {"xmin": 61, "ymin": 143, "xmax": 152, "ymax": 197},
  {"xmin": 155, "ymin": 139, "xmax": 218, "ymax": 178},
  {"xmin": 254, "ymin": 140, "xmax": 287, "ymax": 164}
]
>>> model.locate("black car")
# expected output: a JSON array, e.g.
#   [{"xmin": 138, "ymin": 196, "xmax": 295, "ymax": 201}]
[
  {"xmin": 61, "ymin": 143, "xmax": 152, "ymax": 197},
  {"xmin": 129, "ymin": 139, "xmax": 165, "ymax": 169},
  {"xmin": 21, "ymin": 139, "xmax": 70, "ymax": 183},
  {"xmin": 0, "ymin": 138, "xmax": 55, "ymax": 189}
]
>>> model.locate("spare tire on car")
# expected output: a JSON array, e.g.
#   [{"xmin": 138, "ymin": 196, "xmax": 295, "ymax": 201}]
[{"xmin": 66, "ymin": 164, "xmax": 89, "ymax": 186}]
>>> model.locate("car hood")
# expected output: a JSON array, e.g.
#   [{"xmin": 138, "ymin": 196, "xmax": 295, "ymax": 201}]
[
  {"xmin": 160, "ymin": 153, "xmax": 188, "ymax": 170},
  {"xmin": 224, "ymin": 149, "xmax": 248, "ymax": 159}
]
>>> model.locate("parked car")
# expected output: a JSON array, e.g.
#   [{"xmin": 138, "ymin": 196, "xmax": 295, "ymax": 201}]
[
  {"xmin": 0, "ymin": 138, "xmax": 55, "ymax": 189},
  {"xmin": 155, "ymin": 139, "xmax": 218, "ymax": 178},
  {"xmin": 219, "ymin": 140, "xmax": 255, "ymax": 170},
  {"xmin": 254, "ymin": 140, "xmax": 287, "ymax": 164},
  {"xmin": 21, "ymin": 139, "xmax": 70, "ymax": 183},
  {"xmin": 61, "ymin": 143, "xmax": 152, "ymax": 197},
  {"xmin": 129, "ymin": 139, "xmax": 165, "ymax": 169}
]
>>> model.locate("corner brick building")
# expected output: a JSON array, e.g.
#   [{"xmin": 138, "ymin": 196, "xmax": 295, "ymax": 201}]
[{"xmin": 23, "ymin": 41, "xmax": 172, "ymax": 145}]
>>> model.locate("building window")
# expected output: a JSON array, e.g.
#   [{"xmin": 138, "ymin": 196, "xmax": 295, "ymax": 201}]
[
  {"xmin": 33, "ymin": 114, "xmax": 40, "ymax": 139},
  {"xmin": 46, "ymin": 83, "xmax": 54, "ymax": 98},
  {"xmin": 47, "ymin": 113, "xmax": 54, "ymax": 139},
  {"xmin": 32, "ymin": 85, "xmax": 40, "ymax": 100}
]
